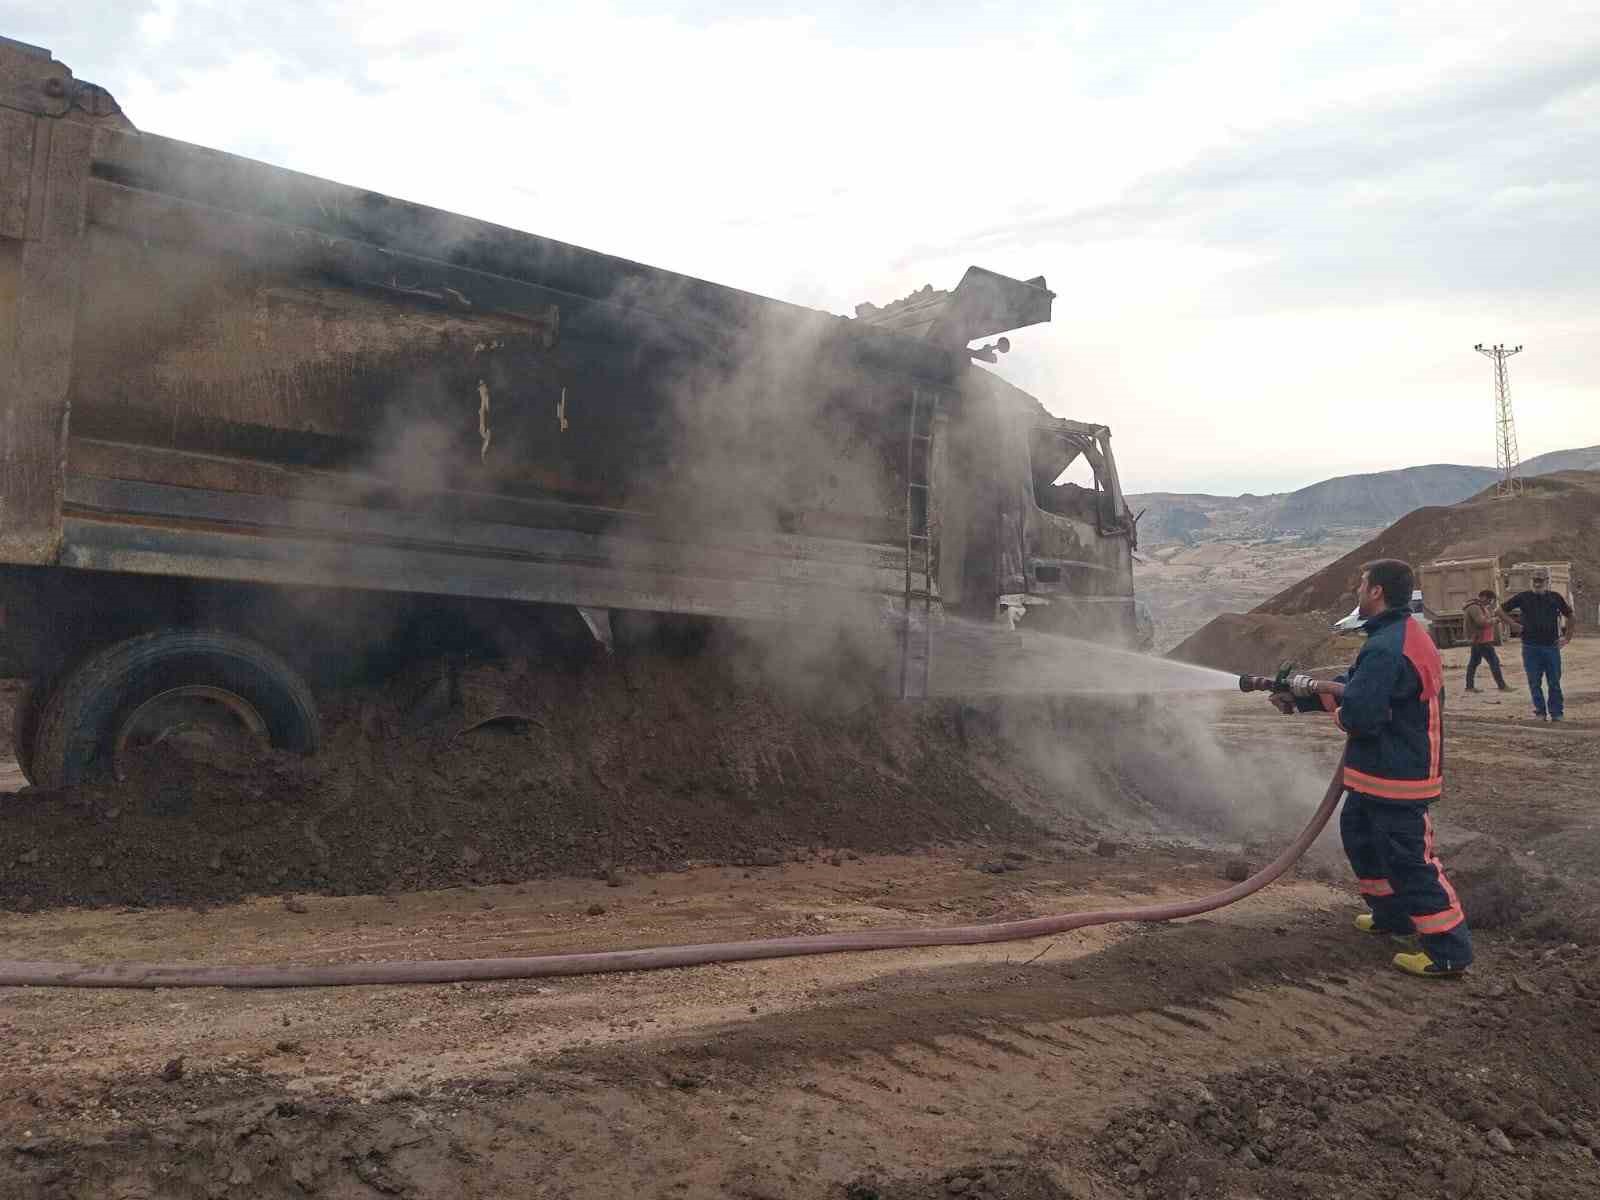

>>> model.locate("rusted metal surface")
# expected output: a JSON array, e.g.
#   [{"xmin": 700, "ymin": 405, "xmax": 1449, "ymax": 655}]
[
  {"xmin": 56, "ymin": 518, "xmax": 899, "ymax": 632},
  {"xmin": 3, "ymin": 45, "xmax": 1140, "ymax": 692},
  {"xmin": 0, "ymin": 38, "xmax": 130, "ymax": 128},
  {"xmin": 852, "ymin": 268, "xmax": 1054, "ymax": 348},
  {"xmin": 0, "ymin": 116, "xmax": 92, "ymax": 565},
  {"xmin": 61, "ymin": 475, "xmax": 909, "ymax": 589},
  {"xmin": 1, "ymin": 41, "xmax": 129, "ymax": 565}
]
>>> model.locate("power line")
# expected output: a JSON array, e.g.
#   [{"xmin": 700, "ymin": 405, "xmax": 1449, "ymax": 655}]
[{"xmin": 1474, "ymin": 342, "xmax": 1524, "ymax": 499}]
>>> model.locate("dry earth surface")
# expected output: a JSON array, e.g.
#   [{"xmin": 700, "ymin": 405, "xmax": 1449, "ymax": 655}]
[
  {"xmin": 2, "ymin": 643, "xmax": 1599, "ymax": 1199},
  {"xmin": 1133, "ymin": 530, "xmax": 1377, "ymax": 653}
]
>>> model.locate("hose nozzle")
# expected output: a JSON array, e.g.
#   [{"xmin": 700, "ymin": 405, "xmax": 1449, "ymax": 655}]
[{"xmin": 1238, "ymin": 667, "xmax": 1345, "ymax": 701}]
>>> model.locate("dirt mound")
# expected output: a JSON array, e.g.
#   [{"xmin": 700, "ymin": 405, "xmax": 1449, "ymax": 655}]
[
  {"xmin": 1166, "ymin": 613, "xmax": 1354, "ymax": 675},
  {"xmin": 844, "ymin": 1164, "xmax": 1073, "ymax": 1199},
  {"xmin": 1444, "ymin": 836, "xmax": 1550, "ymax": 930},
  {"xmin": 1097, "ymin": 945, "xmax": 1600, "ymax": 1199},
  {"xmin": 0, "ymin": 648, "xmax": 1080, "ymax": 912},
  {"xmin": 1256, "ymin": 471, "xmax": 1600, "ymax": 618}
]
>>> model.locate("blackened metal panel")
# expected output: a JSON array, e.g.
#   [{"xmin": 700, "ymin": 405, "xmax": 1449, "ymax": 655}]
[{"xmin": 0, "ymin": 114, "xmax": 92, "ymax": 566}]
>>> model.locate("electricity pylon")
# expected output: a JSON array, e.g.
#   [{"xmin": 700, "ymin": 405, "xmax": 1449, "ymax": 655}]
[{"xmin": 1474, "ymin": 343, "xmax": 1524, "ymax": 498}]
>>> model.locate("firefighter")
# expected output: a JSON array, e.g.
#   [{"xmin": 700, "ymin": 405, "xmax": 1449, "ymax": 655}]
[{"xmin": 1270, "ymin": 559, "xmax": 1472, "ymax": 977}]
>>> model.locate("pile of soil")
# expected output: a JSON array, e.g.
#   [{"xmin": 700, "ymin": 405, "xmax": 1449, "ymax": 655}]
[
  {"xmin": 843, "ymin": 1164, "xmax": 1074, "ymax": 1199},
  {"xmin": 1096, "ymin": 945, "xmax": 1600, "ymax": 1199},
  {"xmin": 1166, "ymin": 613, "xmax": 1355, "ymax": 675},
  {"xmin": 1256, "ymin": 470, "xmax": 1600, "ymax": 620},
  {"xmin": 0, "ymin": 648, "xmax": 1086, "ymax": 912}
]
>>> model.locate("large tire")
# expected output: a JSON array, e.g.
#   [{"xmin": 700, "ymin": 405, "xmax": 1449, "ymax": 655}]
[
  {"xmin": 10, "ymin": 680, "xmax": 47, "ymax": 785},
  {"xmin": 32, "ymin": 630, "xmax": 320, "ymax": 788}
]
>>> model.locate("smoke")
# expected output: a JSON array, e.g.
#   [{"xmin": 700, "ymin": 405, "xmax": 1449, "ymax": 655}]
[
  {"xmin": 989, "ymin": 687, "xmax": 1341, "ymax": 855},
  {"xmin": 52, "ymin": 120, "xmax": 1340, "ymax": 858}
]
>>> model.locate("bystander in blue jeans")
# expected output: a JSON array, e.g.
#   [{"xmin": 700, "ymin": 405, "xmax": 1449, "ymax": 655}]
[{"xmin": 1522, "ymin": 643, "xmax": 1564, "ymax": 719}]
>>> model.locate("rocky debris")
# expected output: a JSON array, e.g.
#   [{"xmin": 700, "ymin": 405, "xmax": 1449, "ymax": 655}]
[
  {"xmin": 1442, "ymin": 1156, "xmax": 1478, "ymax": 1194},
  {"xmin": 844, "ymin": 1162, "xmax": 1074, "ymax": 1199},
  {"xmin": 1095, "ymin": 840, "xmax": 1122, "ymax": 858},
  {"xmin": 0, "ymin": 651, "xmax": 1056, "ymax": 914},
  {"xmin": 976, "ymin": 859, "xmax": 1023, "ymax": 875},
  {"xmin": 281, "ymin": 895, "xmax": 309, "ymax": 914},
  {"xmin": 1097, "ymin": 947, "xmax": 1600, "ymax": 1198},
  {"xmin": 585, "ymin": 903, "xmax": 607, "ymax": 917},
  {"xmin": 1445, "ymin": 837, "xmax": 1549, "ymax": 931},
  {"xmin": 1220, "ymin": 859, "xmax": 1253, "ymax": 882},
  {"xmin": 158, "ymin": 1057, "xmax": 184, "ymax": 1083}
]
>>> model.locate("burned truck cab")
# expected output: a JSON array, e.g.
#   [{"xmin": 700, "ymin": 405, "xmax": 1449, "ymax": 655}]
[
  {"xmin": 1012, "ymin": 405, "xmax": 1140, "ymax": 645},
  {"xmin": 859, "ymin": 271, "xmax": 1141, "ymax": 670}
]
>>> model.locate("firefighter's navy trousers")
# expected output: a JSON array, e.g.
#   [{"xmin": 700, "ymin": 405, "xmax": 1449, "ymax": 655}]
[{"xmin": 1341, "ymin": 791, "xmax": 1473, "ymax": 968}]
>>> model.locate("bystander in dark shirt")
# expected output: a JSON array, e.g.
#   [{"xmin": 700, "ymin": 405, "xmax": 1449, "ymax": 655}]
[{"xmin": 1505, "ymin": 591, "xmax": 1573, "ymax": 646}]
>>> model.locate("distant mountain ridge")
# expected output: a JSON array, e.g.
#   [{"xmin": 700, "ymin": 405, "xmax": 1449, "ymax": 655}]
[
  {"xmin": 1129, "ymin": 445, "xmax": 1599, "ymax": 540},
  {"xmin": 1264, "ymin": 463, "xmax": 1496, "ymax": 530},
  {"xmin": 1520, "ymin": 445, "xmax": 1600, "ymax": 475}
]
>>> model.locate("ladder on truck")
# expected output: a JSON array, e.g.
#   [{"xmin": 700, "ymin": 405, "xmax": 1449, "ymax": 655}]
[{"xmin": 900, "ymin": 387, "xmax": 938, "ymax": 699}]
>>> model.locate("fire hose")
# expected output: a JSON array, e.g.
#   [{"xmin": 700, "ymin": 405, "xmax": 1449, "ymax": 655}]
[{"xmin": 0, "ymin": 676, "xmax": 1344, "ymax": 990}]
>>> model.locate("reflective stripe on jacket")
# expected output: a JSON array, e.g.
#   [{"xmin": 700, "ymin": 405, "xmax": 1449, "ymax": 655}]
[{"xmin": 1301, "ymin": 607, "xmax": 1444, "ymax": 800}]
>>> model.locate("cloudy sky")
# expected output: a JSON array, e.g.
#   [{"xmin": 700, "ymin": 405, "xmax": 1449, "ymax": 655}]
[{"xmin": 8, "ymin": 1, "xmax": 1598, "ymax": 493}]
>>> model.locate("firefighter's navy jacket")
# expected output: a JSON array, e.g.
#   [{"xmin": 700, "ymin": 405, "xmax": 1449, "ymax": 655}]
[{"xmin": 1298, "ymin": 606, "xmax": 1444, "ymax": 801}]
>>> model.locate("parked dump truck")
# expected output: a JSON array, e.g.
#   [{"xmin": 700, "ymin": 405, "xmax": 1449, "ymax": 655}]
[
  {"xmin": 1418, "ymin": 558, "xmax": 1501, "ymax": 649},
  {"xmin": 1, "ymin": 41, "xmax": 1140, "ymax": 787},
  {"xmin": 1419, "ymin": 558, "xmax": 1576, "ymax": 647}
]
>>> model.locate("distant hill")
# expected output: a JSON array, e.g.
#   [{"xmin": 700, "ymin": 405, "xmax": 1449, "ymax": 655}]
[
  {"xmin": 1520, "ymin": 444, "xmax": 1600, "ymax": 475},
  {"xmin": 1129, "ymin": 445, "xmax": 1598, "ymax": 541},
  {"xmin": 1261, "ymin": 464, "xmax": 1497, "ymax": 531},
  {"xmin": 1253, "ymin": 470, "xmax": 1600, "ymax": 619},
  {"xmin": 1169, "ymin": 469, "xmax": 1600, "ymax": 671}
]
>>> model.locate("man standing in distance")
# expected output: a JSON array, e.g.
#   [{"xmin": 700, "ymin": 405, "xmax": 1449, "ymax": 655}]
[
  {"xmin": 1501, "ymin": 570, "xmax": 1576, "ymax": 722},
  {"xmin": 1271, "ymin": 559, "xmax": 1471, "ymax": 976},
  {"xmin": 1463, "ymin": 589, "xmax": 1508, "ymax": 693}
]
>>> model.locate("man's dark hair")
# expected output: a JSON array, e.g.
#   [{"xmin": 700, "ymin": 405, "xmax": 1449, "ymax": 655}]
[
  {"xmin": 1478, "ymin": 589, "xmax": 1496, "ymax": 601},
  {"xmin": 1361, "ymin": 558, "xmax": 1415, "ymax": 609}
]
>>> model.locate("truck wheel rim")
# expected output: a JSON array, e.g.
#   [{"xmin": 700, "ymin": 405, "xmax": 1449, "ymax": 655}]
[{"xmin": 113, "ymin": 685, "xmax": 269, "ymax": 781}]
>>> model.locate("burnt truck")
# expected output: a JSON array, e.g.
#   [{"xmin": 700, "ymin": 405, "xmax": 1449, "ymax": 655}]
[{"xmin": 0, "ymin": 39, "xmax": 1141, "ymax": 788}]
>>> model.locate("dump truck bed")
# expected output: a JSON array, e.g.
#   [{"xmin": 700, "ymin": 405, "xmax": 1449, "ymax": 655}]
[{"xmin": 2, "ymin": 41, "xmax": 1137, "ymax": 700}]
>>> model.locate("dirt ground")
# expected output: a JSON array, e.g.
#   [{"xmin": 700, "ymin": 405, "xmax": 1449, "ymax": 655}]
[
  {"xmin": 1133, "ymin": 527, "xmax": 1378, "ymax": 653},
  {"xmin": 2, "ymin": 641, "xmax": 1598, "ymax": 1199},
  {"xmin": 1166, "ymin": 613, "xmax": 1363, "ymax": 677}
]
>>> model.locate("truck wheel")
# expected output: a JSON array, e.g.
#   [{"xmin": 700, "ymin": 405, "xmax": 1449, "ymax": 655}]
[
  {"xmin": 31, "ymin": 630, "xmax": 321, "ymax": 788},
  {"xmin": 10, "ymin": 681, "xmax": 46, "ymax": 785}
]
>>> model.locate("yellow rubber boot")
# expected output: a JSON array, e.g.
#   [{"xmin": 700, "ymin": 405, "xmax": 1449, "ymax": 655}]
[
  {"xmin": 1393, "ymin": 950, "xmax": 1466, "ymax": 978},
  {"xmin": 1356, "ymin": 914, "xmax": 1417, "ymax": 944}
]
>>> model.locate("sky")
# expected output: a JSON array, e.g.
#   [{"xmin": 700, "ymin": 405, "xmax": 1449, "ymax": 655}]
[{"xmin": 7, "ymin": 1, "xmax": 1598, "ymax": 494}]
